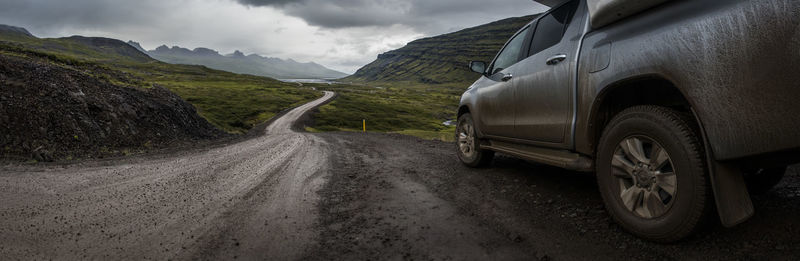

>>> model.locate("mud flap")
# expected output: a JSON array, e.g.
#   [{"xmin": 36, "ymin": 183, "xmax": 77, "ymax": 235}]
[
  {"xmin": 708, "ymin": 159, "xmax": 754, "ymax": 227},
  {"xmin": 692, "ymin": 109, "xmax": 754, "ymax": 227}
]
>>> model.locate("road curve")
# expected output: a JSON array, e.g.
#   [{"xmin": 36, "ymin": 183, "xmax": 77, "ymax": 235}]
[
  {"xmin": 2, "ymin": 90, "xmax": 800, "ymax": 260},
  {"xmin": 0, "ymin": 91, "xmax": 336, "ymax": 260}
]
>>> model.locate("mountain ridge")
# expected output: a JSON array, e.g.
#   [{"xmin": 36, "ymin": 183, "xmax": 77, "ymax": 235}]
[
  {"xmin": 132, "ymin": 42, "xmax": 348, "ymax": 79},
  {"xmin": 346, "ymin": 15, "xmax": 539, "ymax": 84},
  {"xmin": 0, "ymin": 24, "xmax": 34, "ymax": 37}
]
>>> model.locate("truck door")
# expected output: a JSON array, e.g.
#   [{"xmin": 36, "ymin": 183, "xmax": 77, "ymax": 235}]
[
  {"xmin": 475, "ymin": 25, "xmax": 532, "ymax": 138},
  {"xmin": 512, "ymin": 0, "xmax": 583, "ymax": 145}
]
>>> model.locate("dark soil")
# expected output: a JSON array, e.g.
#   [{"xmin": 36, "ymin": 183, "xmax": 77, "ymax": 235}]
[
  {"xmin": 309, "ymin": 132, "xmax": 800, "ymax": 260},
  {"xmin": 0, "ymin": 53, "xmax": 226, "ymax": 162}
]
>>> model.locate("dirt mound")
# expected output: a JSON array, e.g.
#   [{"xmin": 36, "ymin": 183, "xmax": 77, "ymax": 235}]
[{"xmin": 0, "ymin": 54, "xmax": 226, "ymax": 161}]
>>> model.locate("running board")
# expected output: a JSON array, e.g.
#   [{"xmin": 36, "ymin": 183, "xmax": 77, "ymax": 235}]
[{"xmin": 482, "ymin": 141, "xmax": 594, "ymax": 172}]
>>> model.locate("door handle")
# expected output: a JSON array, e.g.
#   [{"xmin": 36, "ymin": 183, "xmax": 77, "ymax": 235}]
[
  {"xmin": 501, "ymin": 74, "xmax": 513, "ymax": 82},
  {"xmin": 546, "ymin": 54, "xmax": 567, "ymax": 65}
]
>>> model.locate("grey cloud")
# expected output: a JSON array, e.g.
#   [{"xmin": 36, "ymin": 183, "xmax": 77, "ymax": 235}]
[
  {"xmin": 0, "ymin": 0, "xmax": 170, "ymax": 35},
  {"xmin": 0, "ymin": 0, "xmax": 546, "ymax": 73},
  {"xmin": 237, "ymin": 0, "xmax": 298, "ymax": 6},
  {"xmin": 236, "ymin": 0, "xmax": 546, "ymax": 34},
  {"xmin": 239, "ymin": 0, "xmax": 410, "ymax": 28}
]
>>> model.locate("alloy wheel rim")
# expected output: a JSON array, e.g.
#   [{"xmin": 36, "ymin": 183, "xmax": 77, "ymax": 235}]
[
  {"xmin": 611, "ymin": 135, "xmax": 677, "ymax": 219},
  {"xmin": 457, "ymin": 121, "xmax": 475, "ymax": 158}
]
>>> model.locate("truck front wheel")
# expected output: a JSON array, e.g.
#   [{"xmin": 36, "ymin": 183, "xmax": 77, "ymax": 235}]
[
  {"xmin": 596, "ymin": 105, "xmax": 712, "ymax": 242},
  {"xmin": 456, "ymin": 113, "xmax": 494, "ymax": 167}
]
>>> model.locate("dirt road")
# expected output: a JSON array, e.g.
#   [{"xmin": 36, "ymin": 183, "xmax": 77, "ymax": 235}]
[
  {"xmin": 0, "ymin": 92, "xmax": 335, "ymax": 260},
  {"xmin": 2, "ymin": 91, "xmax": 799, "ymax": 260}
]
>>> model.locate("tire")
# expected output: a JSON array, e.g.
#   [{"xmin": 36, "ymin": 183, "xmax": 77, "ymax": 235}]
[
  {"xmin": 456, "ymin": 113, "xmax": 494, "ymax": 167},
  {"xmin": 596, "ymin": 105, "xmax": 711, "ymax": 242},
  {"xmin": 744, "ymin": 166, "xmax": 787, "ymax": 195}
]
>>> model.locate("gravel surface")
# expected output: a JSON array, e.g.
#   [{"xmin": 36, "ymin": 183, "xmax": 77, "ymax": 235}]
[
  {"xmin": 2, "ymin": 90, "xmax": 799, "ymax": 260},
  {"xmin": 0, "ymin": 92, "xmax": 335, "ymax": 260},
  {"xmin": 309, "ymin": 133, "xmax": 800, "ymax": 260}
]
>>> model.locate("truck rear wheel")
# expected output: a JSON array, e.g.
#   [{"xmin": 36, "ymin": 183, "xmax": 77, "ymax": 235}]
[
  {"xmin": 456, "ymin": 113, "xmax": 494, "ymax": 167},
  {"xmin": 596, "ymin": 106, "xmax": 711, "ymax": 242}
]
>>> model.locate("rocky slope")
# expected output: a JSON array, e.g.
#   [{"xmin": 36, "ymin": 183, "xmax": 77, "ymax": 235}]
[
  {"xmin": 0, "ymin": 48, "xmax": 225, "ymax": 162},
  {"xmin": 346, "ymin": 15, "xmax": 538, "ymax": 84},
  {"xmin": 131, "ymin": 42, "xmax": 348, "ymax": 79}
]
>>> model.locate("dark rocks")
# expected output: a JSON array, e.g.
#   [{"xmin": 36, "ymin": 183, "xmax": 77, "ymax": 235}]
[{"xmin": 0, "ymin": 53, "xmax": 226, "ymax": 162}]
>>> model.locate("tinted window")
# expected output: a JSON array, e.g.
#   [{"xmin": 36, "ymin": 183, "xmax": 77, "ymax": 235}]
[
  {"xmin": 529, "ymin": 1, "xmax": 578, "ymax": 55},
  {"xmin": 491, "ymin": 26, "xmax": 530, "ymax": 75}
]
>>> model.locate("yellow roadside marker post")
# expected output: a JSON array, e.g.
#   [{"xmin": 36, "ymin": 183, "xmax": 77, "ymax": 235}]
[{"xmin": 362, "ymin": 119, "xmax": 366, "ymax": 132}]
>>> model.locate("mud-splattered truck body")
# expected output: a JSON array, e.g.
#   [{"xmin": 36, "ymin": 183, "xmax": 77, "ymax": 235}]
[{"xmin": 456, "ymin": 0, "xmax": 800, "ymax": 241}]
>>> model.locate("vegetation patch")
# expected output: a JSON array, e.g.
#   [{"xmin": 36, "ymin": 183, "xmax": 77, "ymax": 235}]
[
  {"xmin": 315, "ymin": 15, "xmax": 539, "ymax": 141},
  {"xmin": 307, "ymin": 82, "xmax": 461, "ymax": 142},
  {"xmin": 0, "ymin": 32, "xmax": 321, "ymax": 134}
]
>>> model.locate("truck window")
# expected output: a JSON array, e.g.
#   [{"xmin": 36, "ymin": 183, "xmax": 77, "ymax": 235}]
[
  {"xmin": 529, "ymin": 0, "xmax": 578, "ymax": 56},
  {"xmin": 491, "ymin": 26, "xmax": 531, "ymax": 75}
]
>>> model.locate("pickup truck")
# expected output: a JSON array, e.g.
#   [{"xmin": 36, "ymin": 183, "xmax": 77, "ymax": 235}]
[{"xmin": 456, "ymin": 0, "xmax": 800, "ymax": 242}]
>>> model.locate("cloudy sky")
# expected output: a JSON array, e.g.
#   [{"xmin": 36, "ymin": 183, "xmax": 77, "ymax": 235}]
[{"xmin": 0, "ymin": 0, "xmax": 547, "ymax": 73}]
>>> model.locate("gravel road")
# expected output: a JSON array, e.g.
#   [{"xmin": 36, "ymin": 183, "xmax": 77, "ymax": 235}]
[
  {"xmin": 1, "ymin": 92, "xmax": 335, "ymax": 260},
  {"xmin": 2, "ymin": 91, "xmax": 799, "ymax": 260}
]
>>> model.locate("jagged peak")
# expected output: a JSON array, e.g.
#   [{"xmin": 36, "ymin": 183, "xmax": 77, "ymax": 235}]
[{"xmin": 230, "ymin": 50, "xmax": 246, "ymax": 57}]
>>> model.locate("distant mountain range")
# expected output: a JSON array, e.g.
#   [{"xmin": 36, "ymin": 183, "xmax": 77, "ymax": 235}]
[
  {"xmin": 0, "ymin": 25, "xmax": 154, "ymax": 64},
  {"xmin": 128, "ymin": 41, "xmax": 348, "ymax": 80},
  {"xmin": 345, "ymin": 15, "xmax": 539, "ymax": 84}
]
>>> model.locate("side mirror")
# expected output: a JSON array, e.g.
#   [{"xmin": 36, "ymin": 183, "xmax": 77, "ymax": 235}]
[{"xmin": 469, "ymin": 61, "xmax": 486, "ymax": 74}]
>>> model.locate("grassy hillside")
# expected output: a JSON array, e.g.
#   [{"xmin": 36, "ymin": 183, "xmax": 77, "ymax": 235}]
[
  {"xmin": 344, "ymin": 15, "xmax": 537, "ymax": 84},
  {"xmin": 312, "ymin": 15, "xmax": 541, "ymax": 141},
  {"xmin": 0, "ymin": 28, "xmax": 321, "ymax": 134},
  {"xmin": 305, "ymin": 82, "xmax": 462, "ymax": 141}
]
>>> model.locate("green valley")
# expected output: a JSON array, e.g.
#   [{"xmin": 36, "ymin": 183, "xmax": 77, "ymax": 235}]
[
  {"xmin": 306, "ymin": 82, "xmax": 463, "ymax": 141},
  {"xmin": 308, "ymin": 15, "xmax": 539, "ymax": 141},
  {"xmin": 0, "ymin": 27, "xmax": 321, "ymax": 134}
]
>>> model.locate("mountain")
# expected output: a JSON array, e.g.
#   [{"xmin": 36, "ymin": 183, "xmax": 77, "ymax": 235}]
[
  {"xmin": 0, "ymin": 24, "xmax": 322, "ymax": 161},
  {"xmin": 135, "ymin": 43, "xmax": 349, "ymax": 79},
  {"xmin": 127, "ymin": 40, "xmax": 149, "ymax": 54},
  {"xmin": 345, "ymin": 15, "xmax": 539, "ymax": 84},
  {"xmin": 62, "ymin": 36, "xmax": 153, "ymax": 62},
  {"xmin": 0, "ymin": 26, "xmax": 153, "ymax": 64},
  {"xmin": 0, "ymin": 24, "xmax": 34, "ymax": 38}
]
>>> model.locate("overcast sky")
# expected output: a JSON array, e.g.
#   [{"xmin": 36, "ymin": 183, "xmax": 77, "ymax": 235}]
[{"xmin": 0, "ymin": 0, "xmax": 547, "ymax": 73}]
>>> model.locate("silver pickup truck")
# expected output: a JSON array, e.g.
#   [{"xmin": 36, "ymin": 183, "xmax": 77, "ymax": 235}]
[{"xmin": 456, "ymin": 0, "xmax": 800, "ymax": 241}]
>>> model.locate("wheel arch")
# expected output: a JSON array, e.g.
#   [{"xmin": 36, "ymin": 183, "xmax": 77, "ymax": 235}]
[
  {"xmin": 457, "ymin": 105, "xmax": 471, "ymax": 119},
  {"xmin": 457, "ymin": 104, "xmax": 486, "ymax": 138},
  {"xmin": 588, "ymin": 74, "xmax": 697, "ymax": 156}
]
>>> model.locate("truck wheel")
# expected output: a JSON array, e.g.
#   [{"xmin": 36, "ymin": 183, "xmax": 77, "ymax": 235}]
[
  {"xmin": 744, "ymin": 166, "xmax": 787, "ymax": 195},
  {"xmin": 596, "ymin": 106, "xmax": 711, "ymax": 242},
  {"xmin": 456, "ymin": 113, "xmax": 494, "ymax": 167}
]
